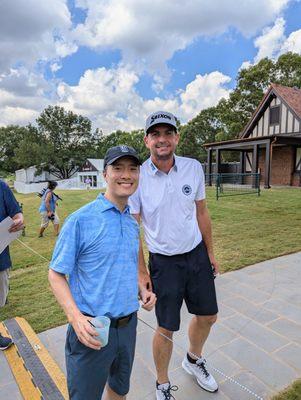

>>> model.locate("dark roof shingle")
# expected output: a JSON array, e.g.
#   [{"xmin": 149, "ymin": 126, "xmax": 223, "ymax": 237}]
[
  {"xmin": 271, "ymin": 83, "xmax": 301, "ymax": 119},
  {"xmin": 241, "ymin": 83, "xmax": 301, "ymax": 137}
]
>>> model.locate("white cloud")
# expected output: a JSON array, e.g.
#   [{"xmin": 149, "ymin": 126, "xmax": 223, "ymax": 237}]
[
  {"xmin": 72, "ymin": 0, "xmax": 290, "ymax": 81},
  {"xmin": 56, "ymin": 66, "xmax": 231, "ymax": 133},
  {"xmin": 281, "ymin": 29, "xmax": 301, "ymax": 53},
  {"xmin": 239, "ymin": 60, "xmax": 253, "ymax": 70},
  {"xmin": 254, "ymin": 18, "xmax": 286, "ymax": 61},
  {"xmin": 57, "ymin": 66, "xmax": 140, "ymax": 115},
  {"xmin": 179, "ymin": 72, "xmax": 231, "ymax": 119},
  {"xmin": 50, "ymin": 63, "xmax": 62, "ymax": 73},
  {"xmin": 253, "ymin": 17, "xmax": 301, "ymax": 62},
  {"xmin": 0, "ymin": 68, "xmax": 54, "ymax": 125},
  {"xmin": 0, "ymin": 0, "xmax": 76, "ymax": 73},
  {"xmin": 0, "ymin": 106, "xmax": 39, "ymax": 127},
  {"xmin": 0, "ymin": 0, "xmax": 296, "ymax": 130}
]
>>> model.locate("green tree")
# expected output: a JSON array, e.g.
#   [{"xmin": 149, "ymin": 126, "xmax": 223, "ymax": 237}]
[
  {"xmin": 0, "ymin": 125, "xmax": 29, "ymax": 174},
  {"xmin": 222, "ymin": 52, "xmax": 301, "ymax": 137},
  {"xmin": 181, "ymin": 52, "xmax": 301, "ymax": 155},
  {"xmin": 13, "ymin": 125, "xmax": 46, "ymax": 170},
  {"xmin": 127, "ymin": 129, "xmax": 150, "ymax": 161},
  {"xmin": 96, "ymin": 129, "xmax": 149, "ymax": 162},
  {"xmin": 36, "ymin": 106, "xmax": 95, "ymax": 179},
  {"xmin": 274, "ymin": 52, "xmax": 301, "ymax": 88},
  {"xmin": 178, "ymin": 107, "xmax": 224, "ymax": 161}
]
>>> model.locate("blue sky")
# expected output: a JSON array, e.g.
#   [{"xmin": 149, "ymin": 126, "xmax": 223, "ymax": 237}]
[{"xmin": 0, "ymin": 0, "xmax": 300, "ymax": 132}]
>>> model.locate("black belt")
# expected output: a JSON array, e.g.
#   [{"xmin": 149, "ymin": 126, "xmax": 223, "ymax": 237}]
[{"xmin": 82, "ymin": 312, "xmax": 134, "ymax": 329}]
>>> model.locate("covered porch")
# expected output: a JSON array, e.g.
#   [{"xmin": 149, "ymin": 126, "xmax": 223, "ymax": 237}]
[{"xmin": 204, "ymin": 135, "xmax": 301, "ymax": 188}]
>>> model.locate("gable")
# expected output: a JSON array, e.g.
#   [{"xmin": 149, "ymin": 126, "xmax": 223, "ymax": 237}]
[
  {"xmin": 88, "ymin": 159, "xmax": 104, "ymax": 171},
  {"xmin": 79, "ymin": 159, "xmax": 98, "ymax": 172},
  {"xmin": 242, "ymin": 86, "xmax": 301, "ymax": 139}
]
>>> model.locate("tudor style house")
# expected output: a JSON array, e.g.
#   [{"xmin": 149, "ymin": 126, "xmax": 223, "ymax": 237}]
[{"xmin": 204, "ymin": 84, "xmax": 301, "ymax": 187}]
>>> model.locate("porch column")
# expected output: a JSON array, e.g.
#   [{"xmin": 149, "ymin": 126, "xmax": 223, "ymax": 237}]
[
  {"xmin": 207, "ymin": 148, "xmax": 213, "ymax": 186},
  {"xmin": 216, "ymin": 148, "xmax": 221, "ymax": 174},
  {"xmin": 264, "ymin": 141, "xmax": 271, "ymax": 189},
  {"xmin": 239, "ymin": 151, "xmax": 245, "ymax": 174},
  {"xmin": 252, "ymin": 144, "xmax": 259, "ymax": 173},
  {"xmin": 239, "ymin": 151, "xmax": 245, "ymax": 184},
  {"xmin": 252, "ymin": 144, "xmax": 259, "ymax": 188}
]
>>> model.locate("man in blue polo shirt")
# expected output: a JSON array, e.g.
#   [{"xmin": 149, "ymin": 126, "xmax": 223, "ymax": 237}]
[
  {"xmin": 0, "ymin": 180, "xmax": 24, "ymax": 350},
  {"xmin": 49, "ymin": 145, "xmax": 156, "ymax": 400}
]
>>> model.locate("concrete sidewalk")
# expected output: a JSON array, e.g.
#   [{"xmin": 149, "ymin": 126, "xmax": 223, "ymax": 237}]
[{"xmin": 1, "ymin": 252, "xmax": 301, "ymax": 399}]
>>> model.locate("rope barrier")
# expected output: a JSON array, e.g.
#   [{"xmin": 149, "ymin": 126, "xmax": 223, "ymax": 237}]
[
  {"xmin": 138, "ymin": 317, "xmax": 264, "ymax": 400},
  {"xmin": 15, "ymin": 237, "xmax": 267, "ymax": 400},
  {"xmin": 16, "ymin": 239, "xmax": 50, "ymax": 263}
]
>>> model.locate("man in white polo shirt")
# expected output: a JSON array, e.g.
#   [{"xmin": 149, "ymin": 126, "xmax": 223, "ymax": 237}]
[{"xmin": 129, "ymin": 111, "xmax": 219, "ymax": 399}]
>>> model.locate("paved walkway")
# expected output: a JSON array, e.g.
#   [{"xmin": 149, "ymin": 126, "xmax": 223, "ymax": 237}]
[{"xmin": 1, "ymin": 252, "xmax": 300, "ymax": 399}]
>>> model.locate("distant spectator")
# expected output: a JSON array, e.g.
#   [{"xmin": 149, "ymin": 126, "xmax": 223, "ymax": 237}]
[
  {"xmin": 0, "ymin": 180, "xmax": 24, "ymax": 350},
  {"xmin": 84, "ymin": 177, "xmax": 92, "ymax": 190},
  {"xmin": 38, "ymin": 181, "xmax": 60, "ymax": 237}
]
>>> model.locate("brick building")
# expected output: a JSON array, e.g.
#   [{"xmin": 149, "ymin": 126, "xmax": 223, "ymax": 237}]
[{"xmin": 204, "ymin": 84, "xmax": 301, "ymax": 187}]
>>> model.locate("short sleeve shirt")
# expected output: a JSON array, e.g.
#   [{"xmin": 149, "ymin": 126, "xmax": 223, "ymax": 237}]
[
  {"xmin": 0, "ymin": 180, "xmax": 22, "ymax": 271},
  {"xmin": 39, "ymin": 189, "xmax": 56, "ymax": 212},
  {"xmin": 49, "ymin": 194, "xmax": 139, "ymax": 318},
  {"xmin": 129, "ymin": 155, "xmax": 205, "ymax": 256}
]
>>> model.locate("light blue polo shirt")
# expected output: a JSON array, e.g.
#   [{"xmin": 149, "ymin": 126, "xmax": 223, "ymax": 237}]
[{"xmin": 49, "ymin": 194, "xmax": 139, "ymax": 318}]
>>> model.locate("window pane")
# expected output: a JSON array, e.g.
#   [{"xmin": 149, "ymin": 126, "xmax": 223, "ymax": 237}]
[{"xmin": 269, "ymin": 106, "xmax": 280, "ymax": 125}]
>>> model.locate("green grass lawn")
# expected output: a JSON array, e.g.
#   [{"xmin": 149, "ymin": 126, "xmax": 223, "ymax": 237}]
[
  {"xmin": 0, "ymin": 187, "xmax": 300, "ymax": 334},
  {"xmin": 271, "ymin": 378, "xmax": 301, "ymax": 400},
  {"xmin": 1, "ymin": 187, "xmax": 300, "ymax": 399}
]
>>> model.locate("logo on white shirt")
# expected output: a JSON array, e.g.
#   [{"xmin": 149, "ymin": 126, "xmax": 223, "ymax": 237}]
[{"xmin": 182, "ymin": 184, "xmax": 192, "ymax": 195}]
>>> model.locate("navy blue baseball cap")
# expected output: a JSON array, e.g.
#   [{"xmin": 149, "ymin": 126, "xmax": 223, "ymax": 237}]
[{"xmin": 104, "ymin": 145, "xmax": 141, "ymax": 169}]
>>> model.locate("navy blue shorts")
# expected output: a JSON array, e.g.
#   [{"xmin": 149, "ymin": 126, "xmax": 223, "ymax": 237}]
[
  {"xmin": 149, "ymin": 241, "xmax": 218, "ymax": 331},
  {"xmin": 65, "ymin": 312, "xmax": 137, "ymax": 399}
]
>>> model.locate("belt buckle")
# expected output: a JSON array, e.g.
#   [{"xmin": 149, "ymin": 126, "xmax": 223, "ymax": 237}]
[{"xmin": 117, "ymin": 315, "xmax": 131, "ymax": 328}]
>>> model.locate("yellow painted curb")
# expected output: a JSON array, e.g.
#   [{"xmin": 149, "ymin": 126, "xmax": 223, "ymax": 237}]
[
  {"xmin": 14, "ymin": 317, "xmax": 68, "ymax": 399},
  {"xmin": 0, "ymin": 321, "xmax": 42, "ymax": 400}
]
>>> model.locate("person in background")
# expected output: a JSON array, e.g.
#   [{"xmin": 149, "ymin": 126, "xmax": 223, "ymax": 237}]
[
  {"xmin": 85, "ymin": 177, "xmax": 92, "ymax": 190},
  {"xmin": 38, "ymin": 181, "xmax": 60, "ymax": 237},
  {"xmin": 0, "ymin": 180, "xmax": 24, "ymax": 350}
]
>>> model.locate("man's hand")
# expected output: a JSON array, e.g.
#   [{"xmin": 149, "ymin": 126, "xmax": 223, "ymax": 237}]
[
  {"xmin": 208, "ymin": 253, "xmax": 219, "ymax": 277},
  {"xmin": 139, "ymin": 287, "xmax": 156, "ymax": 311},
  {"xmin": 139, "ymin": 271, "xmax": 152, "ymax": 292},
  {"xmin": 9, "ymin": 213, "xmax": 24, "ymax": 233},
  {"xmin": 71, "ymin": 313, "xmax": 102, "ymax": 350}
]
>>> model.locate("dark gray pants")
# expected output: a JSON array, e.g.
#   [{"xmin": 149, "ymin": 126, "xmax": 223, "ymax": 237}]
[{"xmin": 65, "ymin": 313, "xmax": 137, "ymax": 400}]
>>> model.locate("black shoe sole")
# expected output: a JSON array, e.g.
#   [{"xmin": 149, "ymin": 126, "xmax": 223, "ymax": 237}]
[{"xmin": 0, "ymin": 341, "xmax": 13, "ymax": 350}]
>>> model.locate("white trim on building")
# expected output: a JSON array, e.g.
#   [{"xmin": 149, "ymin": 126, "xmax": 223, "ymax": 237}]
[{"xmin": 14, "ymin": 159, "xmax": 106, "ymax": 193}]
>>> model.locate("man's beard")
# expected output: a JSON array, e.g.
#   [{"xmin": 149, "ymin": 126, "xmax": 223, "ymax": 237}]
[{"xmin": 154, "ymin": 148, "xmax": 174, "ymax": 161}]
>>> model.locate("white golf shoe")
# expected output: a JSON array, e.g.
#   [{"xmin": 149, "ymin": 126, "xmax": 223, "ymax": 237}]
[
  {"xmin": 182, "ymin": 355, "xmax": 218, "ymax": 393},
  {"xmin": 156, "ymin": 382, "xmax": 178, "ymax": 399}
]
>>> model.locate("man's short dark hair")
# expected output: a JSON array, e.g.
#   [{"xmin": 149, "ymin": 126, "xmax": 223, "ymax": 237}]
[{"xmin": 147, "ymin": 124, "xmax": 177, "ymax": 135}]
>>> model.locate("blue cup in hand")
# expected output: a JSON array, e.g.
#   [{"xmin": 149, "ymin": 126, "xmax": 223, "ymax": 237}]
[{"xmin": 90, "ymin": 316, "xmax": 111, "ymax": 347}]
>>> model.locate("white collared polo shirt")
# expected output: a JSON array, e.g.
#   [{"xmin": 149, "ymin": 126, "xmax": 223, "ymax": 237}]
[{"xmin": 129, "ymin": 155, "xmax": 205, "ymax": 256}]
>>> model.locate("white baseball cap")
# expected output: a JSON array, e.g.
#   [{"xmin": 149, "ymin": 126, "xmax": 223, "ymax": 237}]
[{"xmin": 145, "ymin": 111, "xmax": 178, "ymax": 135}]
